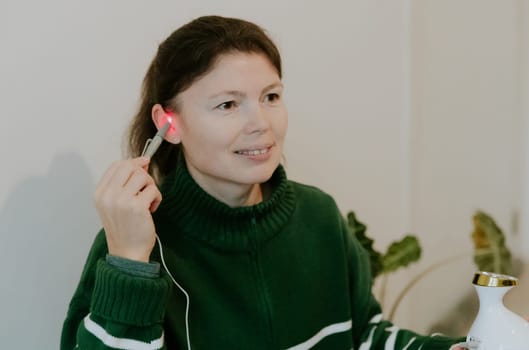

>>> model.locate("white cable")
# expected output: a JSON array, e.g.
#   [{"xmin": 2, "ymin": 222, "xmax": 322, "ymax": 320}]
[{"xmin": 155, "ymin": 234, "xmax": 192, "ymax": 350}]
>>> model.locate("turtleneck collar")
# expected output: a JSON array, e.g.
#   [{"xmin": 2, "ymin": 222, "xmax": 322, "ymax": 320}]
[{"xmin": 153, "ymin": 155, "xmax": 296, "ymax": 252}]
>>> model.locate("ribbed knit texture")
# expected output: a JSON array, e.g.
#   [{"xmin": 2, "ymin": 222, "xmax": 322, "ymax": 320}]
[
  {"xmin": 91, "ymin": 259, "xmax": 171, "ymax": 326},
  {"xmin": 153, "ymin": 155, "xmax": 296, "ymax": 251},
  {"xmin": 62, "ymin": 157, "xmax": 464, "ymax": 349}
]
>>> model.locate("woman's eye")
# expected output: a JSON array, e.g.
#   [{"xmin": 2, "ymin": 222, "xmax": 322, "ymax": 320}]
[
  {"xmin": 216, "ymin": 101, "xmax": 237, "ymax": 111},
  {"xmin": 265, "ymin": 93, "xmax": 280, "ymax": 103}
]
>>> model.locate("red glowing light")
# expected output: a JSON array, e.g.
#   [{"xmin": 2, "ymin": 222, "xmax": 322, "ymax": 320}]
[{"xmin": 161, "ymin": 112, "xmax": 176, "ymax": 135}]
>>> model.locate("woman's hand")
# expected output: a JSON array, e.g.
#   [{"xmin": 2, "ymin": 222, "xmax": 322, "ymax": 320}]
[{"xmin": 94, "ymin": 157, "xmax": 162, "ymax": 262}]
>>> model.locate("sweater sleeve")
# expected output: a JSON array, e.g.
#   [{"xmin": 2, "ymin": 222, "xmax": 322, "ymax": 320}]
[
  {"xmin": 60, "ymin": 229, "xmax": 172, "ymax": 350},
  {"xmin": 343, "ymin": 216, "xmax": 465, "ymax": 350},
  {"xmin": 106, "ymin": 254, "xmax": 161, "ymax": 278}
]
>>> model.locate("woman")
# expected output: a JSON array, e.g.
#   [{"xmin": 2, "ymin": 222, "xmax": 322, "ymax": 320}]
[{"xmin": 61, "ymin": 15, "xmax": 465, "ymax": 349}]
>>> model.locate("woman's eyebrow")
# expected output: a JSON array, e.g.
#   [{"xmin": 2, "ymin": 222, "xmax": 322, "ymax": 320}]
[
  {"xmin": 208, "ymin": 90, "xmax": 246, "ymax": 100},
  {"xmin": 208, "ymin": 82, "xmax": 283, "ymax": 100},
  {"xmin": 262, "ymin": 82, "xmax": 283, "ymax": 93}
]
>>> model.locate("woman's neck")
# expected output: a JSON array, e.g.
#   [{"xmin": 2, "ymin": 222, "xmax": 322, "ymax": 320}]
[
  {"xmin": 211, "ymin": 182, "xmax": 263, "ymax": 208},
  {"xmin": 185, "ymin": 164, "xmax": 264, "ymax": 208}
]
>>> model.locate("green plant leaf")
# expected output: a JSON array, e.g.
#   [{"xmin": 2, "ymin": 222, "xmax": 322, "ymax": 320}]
[
  {"xmin": 471, "ymin": 211, "xmax": 512, "ymax": 275},
  {"xmin": 382, "ymin": 235, "xmax": 421, "ymax": 273},
  {"xmin": 347, "ymin": 211, "xmax": 383, "ymax": 279}
]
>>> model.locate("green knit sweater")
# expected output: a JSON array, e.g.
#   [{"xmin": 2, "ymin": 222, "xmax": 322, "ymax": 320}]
[{"xmin": 61, "ymin": 160, "xmax": 461, "ymax": 349}]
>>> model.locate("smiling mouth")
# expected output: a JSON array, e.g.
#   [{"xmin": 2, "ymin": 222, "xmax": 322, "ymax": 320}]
[{"xmin": 234, "ymin": 145, "xmax": 273, "ymax": 156}]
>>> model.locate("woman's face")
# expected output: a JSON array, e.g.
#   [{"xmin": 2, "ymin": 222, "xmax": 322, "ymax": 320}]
[{"xmin": 175, "ymin": 52, "xmax": 288, "ymax": 199}]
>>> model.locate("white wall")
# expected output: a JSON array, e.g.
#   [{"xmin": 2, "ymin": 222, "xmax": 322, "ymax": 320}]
[
  {"xmin": 284, "ymin": 1, "xmax": 413, "ymax": 252},
  {"xmin": 1, "ymin": 0, "xmax": 526, "ymax": 348},
  {"xmin": 402, "ymin": 0, "xmax": 527, "ymax": 334},
  {"xmin": 520, "ymin": 0, "xmax": 529, "ymax": 263}
]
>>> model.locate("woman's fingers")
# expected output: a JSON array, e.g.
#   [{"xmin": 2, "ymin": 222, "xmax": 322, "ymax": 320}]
[
  {"xmin": 137, "ymin": 183, "xmax": 163, "ymax": 213},
  {"xmin": 120, "ymin": 166, "xmax": 161, "ymax": 212},
  {"xmin": 111, "ymin": 157, "xmax": 150, "ymax": 188},
  {"xmin": 93, "ymin": 157, "xmax": 160, "ymax": 262},
  {"xmin": 95, "ymin": 157, "xmax": 150, "ymax": 197},
  {"xmin": 123, "ymin": 167, "xmax": 154, "ymax": 197},
  {"xmin": 95, "ymin": 157, "xmax": 151, "ymax": 203}
]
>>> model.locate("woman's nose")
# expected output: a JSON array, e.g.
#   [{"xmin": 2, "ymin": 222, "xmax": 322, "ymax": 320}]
[{"xmin": 244, "ymin": 104, "xmax": 269, "ymax": 134}]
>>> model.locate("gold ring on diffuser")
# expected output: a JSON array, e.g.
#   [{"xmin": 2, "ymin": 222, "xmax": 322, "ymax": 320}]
[{"xmin": 472, "ymin": 271, "xmax": 518, "ymax": 287}]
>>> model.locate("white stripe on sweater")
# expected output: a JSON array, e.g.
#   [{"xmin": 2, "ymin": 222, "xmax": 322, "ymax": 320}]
[
  {"xmin": 384, "ymin": 325, "xmax": 399, "ymax": 349},
  {"xmin": 359, "ymin": 314, "xmax": 406, "ymax": 350},
  {"xmin": 403, "ymin": 337, "xmax": 417, "ymax": 350},
  {"xmin": 369, "ymin": 313, "xmax": 383, "ymax": 323},
  {"xmin": 286, "ymin": 320, "xmax": 352, "ymax": 350},
  {"xmin": 359, "ymin": 313, "xmax": 383, "ymax": 350},
  {"xmin": 359, "ymin": 326, "xmax": 377, "ymax": 350},
  {"xmin": 84, "ymin": 314, "xmax": 164, "ymax": 350}
]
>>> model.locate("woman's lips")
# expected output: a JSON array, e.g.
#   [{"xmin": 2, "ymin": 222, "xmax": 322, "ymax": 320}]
[{"xmin": 234, "ymin": 144, "xmax": 274, "ymax": 160}]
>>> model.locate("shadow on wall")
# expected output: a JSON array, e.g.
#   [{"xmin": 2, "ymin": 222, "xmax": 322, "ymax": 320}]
[{"xmin": 0, "ymin": 153, "xmax": 99, "ymax": 348}]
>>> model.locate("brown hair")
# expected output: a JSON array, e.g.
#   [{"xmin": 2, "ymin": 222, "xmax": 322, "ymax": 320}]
[{"xmin": 126, "ymin": 15, "xmax": 282, "ymax": 183}]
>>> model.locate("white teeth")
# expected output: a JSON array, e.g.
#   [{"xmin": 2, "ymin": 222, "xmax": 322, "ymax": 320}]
[{"xmin": 236, "ymin": 148, "xmax": 269, "ymax": 156}]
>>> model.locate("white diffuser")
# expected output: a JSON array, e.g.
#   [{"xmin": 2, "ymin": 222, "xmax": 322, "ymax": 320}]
[{"xmin": 465, "ymin": 271, "xmax": 529, "ymax": 349}]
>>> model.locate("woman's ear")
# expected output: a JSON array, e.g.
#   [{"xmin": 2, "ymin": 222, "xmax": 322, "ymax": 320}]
[{"xmin": 151, "ymin": 104, "xmax": 181, "ymax": 144}]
